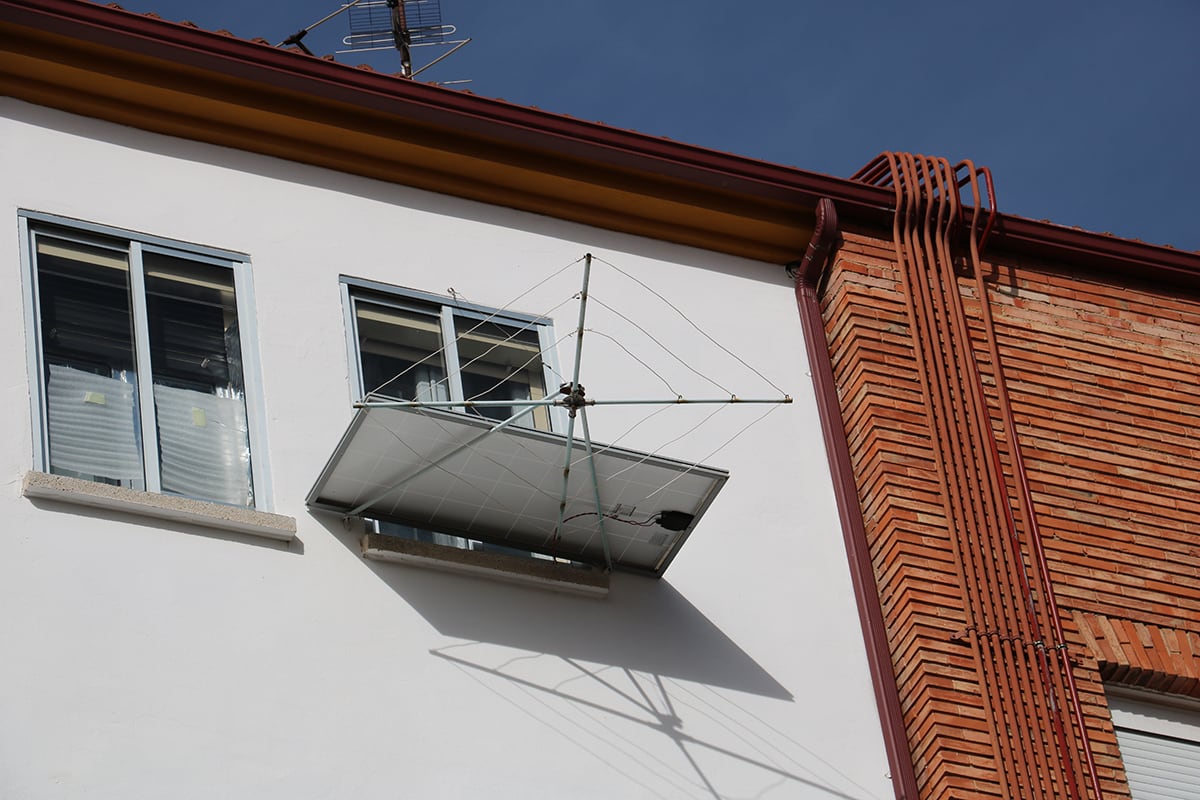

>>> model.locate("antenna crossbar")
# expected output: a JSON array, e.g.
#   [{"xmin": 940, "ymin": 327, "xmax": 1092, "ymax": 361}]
[
  {"xmin": 283, "ymin": 0, "xmax": 469, "ymax": 80},
  {"xmin": 356, "ymin": 396, "xmax": 793, "ymax": 410}
]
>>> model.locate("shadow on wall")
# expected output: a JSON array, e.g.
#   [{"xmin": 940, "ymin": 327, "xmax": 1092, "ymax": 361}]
[
  {"xmin": 311, "ymin": 514, "xmax": 885, "ymax": 800},
  {"xmin": 416, "ymin": 568, "xmax": 791, "ymax": 699},
  {"xmin": 312, "ymin": 512, "xmax": 789, "ymax": 699},
  {"xmin": 430, "ymin": 643, "xmax": 879, "ymax": 800},
  {"xmin": 26, "ymin": 494, "xmax": 305, "ymax": 554}
]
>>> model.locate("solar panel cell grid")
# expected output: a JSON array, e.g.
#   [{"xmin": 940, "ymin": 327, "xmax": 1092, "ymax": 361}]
[{"xmin": 307, "ymin": 405, "xmax": 728, "ymax": 575}]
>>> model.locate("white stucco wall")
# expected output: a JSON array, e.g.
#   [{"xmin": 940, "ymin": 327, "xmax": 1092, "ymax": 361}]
[{"xmin": 0, "ymin": 98, "xmax": 893, "ymax": 800}]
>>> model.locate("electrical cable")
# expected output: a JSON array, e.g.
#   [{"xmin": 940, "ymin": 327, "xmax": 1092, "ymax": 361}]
[{"xmin": 552, "ymin": 509, "xmax": 677, "ymax": 545}]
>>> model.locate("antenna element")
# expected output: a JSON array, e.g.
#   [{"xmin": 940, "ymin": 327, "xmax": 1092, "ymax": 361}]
[
  {"xmin": 279, "ymin": 0, "xmax": 470, "ymax": 82},
  {"xmin": 341, "ymin": 0, "xmax": 470, "ymax": 79}
]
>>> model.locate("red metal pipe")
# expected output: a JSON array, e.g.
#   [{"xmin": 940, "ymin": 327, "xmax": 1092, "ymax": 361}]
[
  {"xmin": 933, "ymin": 155, "xmax": 1075, "ymax": 797},
  {"xmin": 947, "ymin": 160, "xmax": 1070, "ymax": 794},
  {"xmin": 857, "ymin": 153, "xmax": 1104, "ymax": 798},
  {"xmin": 891, "ymin": 152, "xmax": 1026, "ymax": 796},
  {"xmin": 960, "ymin": 164, "xmax": 1104, "ymax": 799},
  {"xmin": 789, "ymin": 198, "xmax": 920, "ymax": 800}
]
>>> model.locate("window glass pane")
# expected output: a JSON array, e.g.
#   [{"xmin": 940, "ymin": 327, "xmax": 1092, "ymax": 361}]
[
  {"xmin": 144, "ymin": 253, "xmax": 253, "ymax": 507},
  {"xmin": 355, "ymin": 301, "xmax": 448, "ymax": 402},
  {"xmin": 346, "ymin": 285, "xmax": 559, "ymax": 559},
  {"xmin": 35, "ymin": 236, "xmax": 145, "ymax": 488},
  {"xmin": 454, "ymin": 316, "xmax": 548, "ymax": 429}
]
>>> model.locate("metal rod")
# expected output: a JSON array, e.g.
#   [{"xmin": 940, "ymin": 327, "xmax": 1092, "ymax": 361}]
[
  {"xmin": 410, "ymin": 38, "xmax": 472, "ymax": 78},
  {"xmin": 357, "ymin": 398, "xmax": 555, "ymax": 409},
  {"xmin": 569, "ymin": 254, "xmax": 592, "ymax": 393},
  {"xmin": 553, "ymin": 414, "xmax": 579, "ymax": 548},
  {"xmin": 390, "ymin": 0, "xmax": 413, "ymax": 77},
  {"xmin": 579, "ymin": 407, "xmax": 613, "ymax": 571},
  {"xmin": 552, "ymin": 254, "xmax": 594, "ymax": 543},
  {"xmin": 580, "ymin": 396, "xmax": 792, "ymax": 406},
  {"xmin": 346, "ymin": 396, "xmax": 558, "ymax": 516},
  {"xmin": 356, "ymin": 395, "xmax": 793, "ymax": 410},
  {"xmin": 278, "ymin": 0, "xmax": 365, "ymax": 47}
]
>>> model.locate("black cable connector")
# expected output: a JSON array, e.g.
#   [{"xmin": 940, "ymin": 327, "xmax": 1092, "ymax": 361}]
[
  {"xmin": 656, "ymin": 511, "xmax": 694, "ymax": 532},
  {"xmin": 280, "ymin": 29, "xmax": 314, "ymax": 55}
]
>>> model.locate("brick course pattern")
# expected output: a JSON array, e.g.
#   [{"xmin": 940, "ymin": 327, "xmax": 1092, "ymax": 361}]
[{"xmin": 822, "ymin": 225, "xmax": 1200, "ymax": 800}]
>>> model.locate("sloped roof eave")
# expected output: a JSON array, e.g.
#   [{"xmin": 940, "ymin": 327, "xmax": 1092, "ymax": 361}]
[
  {"xmin": 0, "ymin": 0, "xmax": 894, "ymax": 263},
  {"xmin": 1, "ymin": 0, "xmax": 1198, "ymax": 279}
]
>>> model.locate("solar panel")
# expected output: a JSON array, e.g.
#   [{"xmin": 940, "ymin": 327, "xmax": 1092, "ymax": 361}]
[{"xmin": 306, "ymin": 405, "xmax": 729, "ymax": 576}]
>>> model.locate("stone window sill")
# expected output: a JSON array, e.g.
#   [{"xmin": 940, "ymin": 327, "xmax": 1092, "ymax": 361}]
[
  {"xmin": 22, "ymin": 471, "xmax": 297, "ymax": 542},
  {"xmin": 362, "ymin": 532, "xmax": 609, "ymax": 598}
]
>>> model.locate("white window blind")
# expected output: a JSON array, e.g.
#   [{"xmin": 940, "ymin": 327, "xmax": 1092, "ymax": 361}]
[
  {"xmin": 155, "ymin": 385, "xmax": 252, "ymax": 507},
  {"xmin": 46, "ymin": 364, "xmax": 142, "ymax": 483},
  {"xmin": 1110, "ymin": 691, "xmax": 1200, "ymax": 800}
]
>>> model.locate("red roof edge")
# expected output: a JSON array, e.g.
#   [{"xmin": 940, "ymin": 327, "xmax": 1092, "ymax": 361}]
[
  {"xmin": 1, "ymin": 0, "xmax": 892, "ymax": 215},
  {"xmin": 3, "ymin": 0, "xmax": 1198, "ymax": 282},
  {"xmin": 995, "ymin": 216, "xmax": 1200, "ymax": 285}
]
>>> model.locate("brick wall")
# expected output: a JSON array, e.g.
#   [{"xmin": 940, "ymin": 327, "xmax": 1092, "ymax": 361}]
[{"xmin": 822, "ymin": 224, "xmax": 1200, "ymax": 799}]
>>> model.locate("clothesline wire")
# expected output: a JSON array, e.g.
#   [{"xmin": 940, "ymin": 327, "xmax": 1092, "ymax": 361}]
[
  {"xmin": 367, "ymin": 256, "xmax": 583, "ymax": 399},
  {"xmin": 356, "ymin": 251, "xmax": 792, "ymax": 558},
  {"xmin": 641, "ymin": 403, "xmax": 783, "ymax": 503},
  {"xmin": 594, "ymin": 255, "xmax": 788, "ymax": 396},
  {"xmin": 588, "ymin": 295, "xmax": 731, "ymax": 396},
  {"xmin": 581, "ymin": 328, "xmax": 679, "ymax": 397}
]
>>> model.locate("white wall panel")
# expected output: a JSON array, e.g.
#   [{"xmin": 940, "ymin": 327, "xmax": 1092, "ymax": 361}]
[{"xmin": 0, "ymin": 98, "xmax": 892, "ymax": 800}]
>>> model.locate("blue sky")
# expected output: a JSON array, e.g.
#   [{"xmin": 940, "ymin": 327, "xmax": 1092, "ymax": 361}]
[{"xmin": 106, "ymin": 0, "xmax": 1200, "ymax": 251}]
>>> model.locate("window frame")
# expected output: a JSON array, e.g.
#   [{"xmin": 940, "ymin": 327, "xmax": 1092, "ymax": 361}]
[
  {"xmin": 339, "ymin": 275, "xmax": 565, "ymax": 431},
  {"xmin": 1108, "ymin": 687, "xmax": 1200, "ymax": 800},
  {"xmin": 18, "ymin": 210, "xmax": 274, "ymax": 510}
]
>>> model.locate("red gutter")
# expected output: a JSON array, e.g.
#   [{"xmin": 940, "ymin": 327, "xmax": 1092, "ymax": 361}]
[
  {"xmin": 993, "ymin": 216, "xmax": 1200, "ymax": 286},
  {"xmin": 789, "ymin": 198, "xmax": 920, "ymax": 800},
  {"xmin": 5, "ymin": 0, "xmax": 1199, "ymax": 285}
]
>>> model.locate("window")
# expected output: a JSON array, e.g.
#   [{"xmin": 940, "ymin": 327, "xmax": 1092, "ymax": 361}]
[
  {"xmin": 1109, "ymin": 689, "xmax": 1200, "ymax": 800},
  {"xmin": 341, "ymin": 277, "xmax": 563, "ymax": 554},
  {"xmin": 342, "ymin": 277, "xmax": 561, "ymax": 431},
  {"xmin": 20, "ymin": 213, "xmax": 269, "ymax": 509}
]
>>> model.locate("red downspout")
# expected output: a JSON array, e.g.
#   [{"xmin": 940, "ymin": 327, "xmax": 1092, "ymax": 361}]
[{"xmin": 789, "ymin": 198, "xmax": 920, "ymax": 800}]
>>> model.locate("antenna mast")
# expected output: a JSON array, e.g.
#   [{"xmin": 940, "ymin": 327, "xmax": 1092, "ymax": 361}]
[
  {"xmin": 280, "ymin": 0, "xmax": 470, "ymax": 82},
  {"xmin": 342, "ymin": 0, "xmax": 470, "ymax": 80},
  {"xmin": 387, "ymin": 0, "xmax": 413, "ymax": 77}
]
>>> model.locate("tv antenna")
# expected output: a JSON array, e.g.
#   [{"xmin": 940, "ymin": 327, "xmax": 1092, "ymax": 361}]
[{"xmin": 280, "ymin": 0, "xmax": 471, "ymax": 82}]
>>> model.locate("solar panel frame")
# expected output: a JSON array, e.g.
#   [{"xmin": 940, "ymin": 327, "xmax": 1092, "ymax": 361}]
[{"xmin": 307, "ymin": 405, "xmax": 729, "ymax": 576}]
